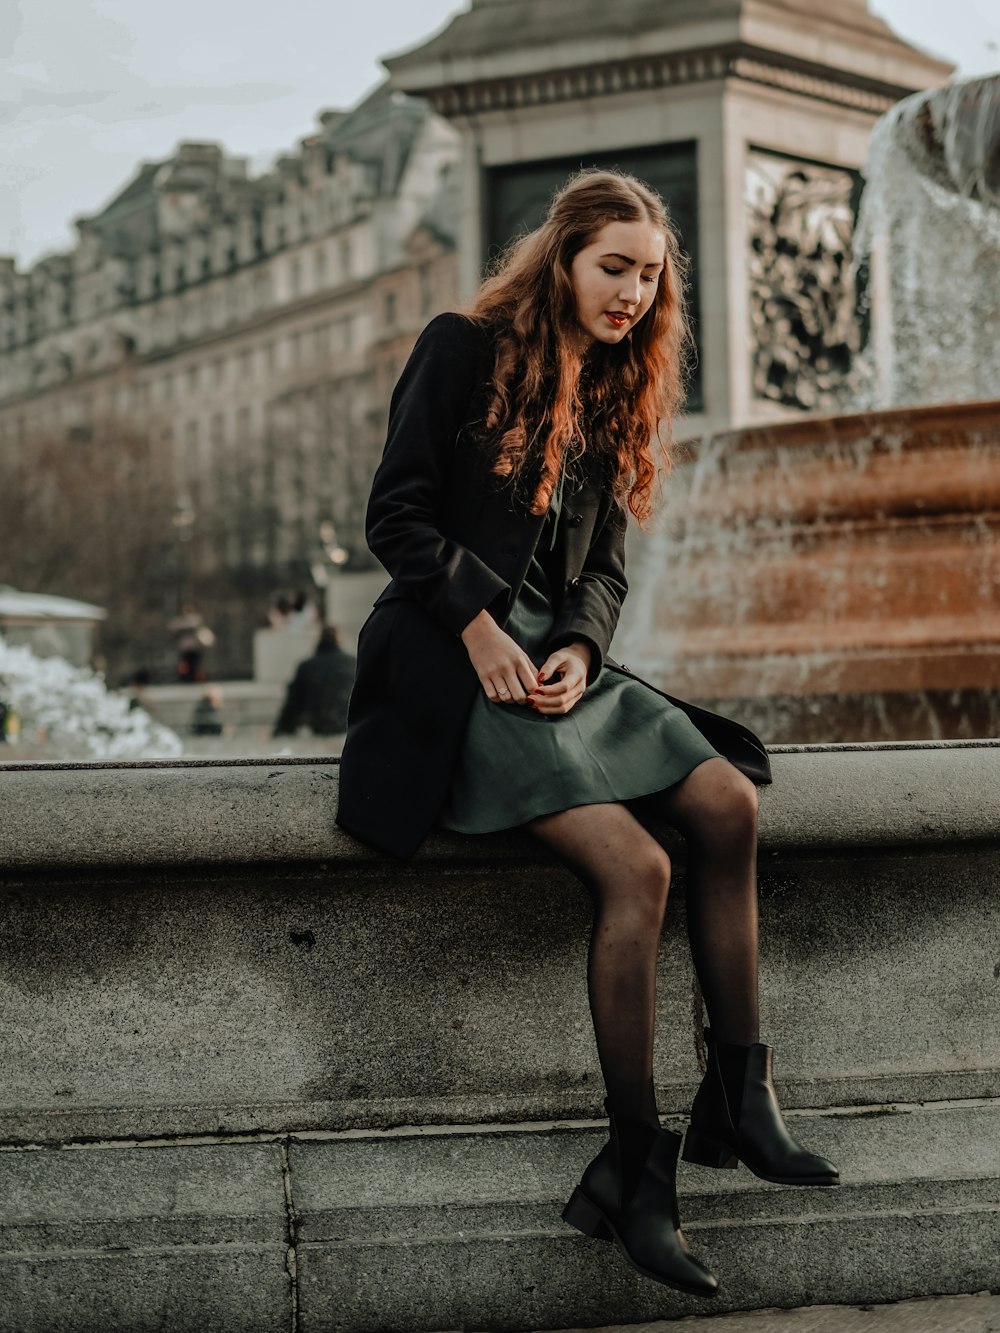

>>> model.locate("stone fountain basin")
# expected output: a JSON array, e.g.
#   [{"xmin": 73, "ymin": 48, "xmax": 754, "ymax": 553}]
[{"xmin": 644, "ymin": 398, "xmax": 1000, "ymax": 703}]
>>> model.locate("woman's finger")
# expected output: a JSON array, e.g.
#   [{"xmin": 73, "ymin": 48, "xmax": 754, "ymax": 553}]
[
  {"xmin": 514, "ymin": 658, "xmax": 540, "ymax": 699},
  {"xmin": 533, "ymin": 662, "xmax": 585, "ymax": 700},
  {"xmin": 488, "ymin": 672, "xmax": 525, "ymax": 704},
  {"xmin": 533, "ymin": 689, "xmax": 583, "ymax": 715}
]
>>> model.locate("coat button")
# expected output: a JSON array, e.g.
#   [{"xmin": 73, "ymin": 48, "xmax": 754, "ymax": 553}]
[
  {"xmin": 567, "ymin": 577, "xmax": 581, "ymax": 590},
  {"xmin": 569, "ymin": 513, "xmax": 583, "ymax": 527}
]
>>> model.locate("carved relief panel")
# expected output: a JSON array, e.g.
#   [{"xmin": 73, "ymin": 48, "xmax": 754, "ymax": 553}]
[{"xmin": 747, "ymin": 149, "xmax": 867, "ymax": 412}]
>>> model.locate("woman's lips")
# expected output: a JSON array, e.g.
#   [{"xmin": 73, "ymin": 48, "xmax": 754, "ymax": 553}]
[{"xmin": 605, "ymin": 312, "xmax": 630, "ymax": 328}]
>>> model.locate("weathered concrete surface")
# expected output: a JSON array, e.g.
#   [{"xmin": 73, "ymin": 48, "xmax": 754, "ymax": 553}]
[
  {"xmin": 0, "ymin": 1102, "xmax": 996, "ymax": 1333},
  {"xmin": 0, "ymin": 1142, "xmax": 290, "ymax": 1333},
  {"xmin": 0, "ymin": 745, "xmax": 997, "ymax": 1142},
  {"xmin": 0, "ymin": 848, "xmax": 997, "ymax": 1140},
  {"xmin": 550, "ymin": 1291, "xmax": 1000, "ymax": 1332},
  {"xmin": 0, "ymin": 1247, "xmax": 288, "ymax": 1333},
  {"xmin": 288, "ymin": 1098, "xmax": 1000, "ymax": 1327},
  {"xmin": 292, "ymin": 1101, "xmax": 1000, "ymax": 1330}
]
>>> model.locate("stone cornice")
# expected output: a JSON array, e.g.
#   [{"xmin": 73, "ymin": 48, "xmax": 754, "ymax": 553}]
[
  {"xmin": 0, "ymin": 745, "xmax": 997, "ymax": 868},
  {"xmin": 419, "ymin": 43, "xmax": 915, "ymax": 119}
]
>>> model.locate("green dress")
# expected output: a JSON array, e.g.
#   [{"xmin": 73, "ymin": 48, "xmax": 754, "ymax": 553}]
[{"xmin": 439, "ymin": 469, "xmax": 722, "ymax": 834}]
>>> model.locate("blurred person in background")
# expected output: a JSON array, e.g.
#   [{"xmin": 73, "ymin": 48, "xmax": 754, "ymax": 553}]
[
  {"xmin": 168, "ymin": 603, "xmax": 213, "ymax": 683},
  {"xmin": 272, "ymin": 625, "xmax": 355, "ymax": 738}
]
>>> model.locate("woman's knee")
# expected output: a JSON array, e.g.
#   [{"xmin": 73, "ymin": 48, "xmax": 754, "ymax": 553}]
[
  {"xmin": 726, "ymin": 769, "xmax": 759, "ymax": 829},
  {"xmin": 628, "ymin": 843, "xmax": 672, "ymax": 920},
  {"xmin": 684, "ymin": 762, "xmax": 758, "ymax": 849}
]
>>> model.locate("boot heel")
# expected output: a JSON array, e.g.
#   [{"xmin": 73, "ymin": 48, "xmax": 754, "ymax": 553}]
[
  {"xmin": 683, "ymin": 1127, "xmax": 739, "ymax": 1169},
  {"xmin": 562, "ymin": 1187, "xmax": 612, "ymax": 1240}
]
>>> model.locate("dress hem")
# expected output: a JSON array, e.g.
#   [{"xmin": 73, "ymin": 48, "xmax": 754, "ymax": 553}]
[{"xmin": 437, "ymin": 754, "xmax": 724, "ymax": 836}]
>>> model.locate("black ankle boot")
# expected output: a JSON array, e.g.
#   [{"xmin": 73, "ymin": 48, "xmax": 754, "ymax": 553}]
[
  {"xmin": 683, "ymin": 1028, "xmax": 839, "ymax": 1187},
  {"xmin": 562, "ymin": 1100, "xmax": 718, "ymax": 1297}
]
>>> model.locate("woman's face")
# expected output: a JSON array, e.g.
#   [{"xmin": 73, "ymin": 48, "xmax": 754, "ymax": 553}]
[{"xmin": 569, "ymin": 218, "xmax": 666, "ymax": 348}]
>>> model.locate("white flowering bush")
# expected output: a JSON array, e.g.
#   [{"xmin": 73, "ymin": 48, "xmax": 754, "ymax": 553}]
[{"xmin": 0, "ymin": 638, "xmax": 183, "ymax": 760}]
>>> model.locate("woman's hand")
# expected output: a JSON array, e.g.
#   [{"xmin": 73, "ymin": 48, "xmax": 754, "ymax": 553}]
[
  {"xmin": 529, "ymin": 641, "xmax": 592, "ymax": 715},
  {"xmin": 460, "ymin": 610, "xmax": 542, "ymax": 704}
]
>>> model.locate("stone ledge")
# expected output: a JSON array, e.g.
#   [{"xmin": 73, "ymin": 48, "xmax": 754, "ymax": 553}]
[
  {"xmin": 0, "ymin": 835, "xmax": 995, "ymax": 1141},
  {"xmin": 0, "ymin": 741, "xmax": 996, "ymax": 871},
  {"xmin": 3, "ymin": 1100, "xmax": 990, "ymax": 1332}
]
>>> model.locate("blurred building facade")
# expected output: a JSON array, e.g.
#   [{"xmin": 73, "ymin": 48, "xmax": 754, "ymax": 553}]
[
  {"xmin": 0, "ymin": 86, "xmax": 459, "ymax": 677},
  {"xmin": 0, "ymin": 1, "xmax": 956, "ymax": 684}
]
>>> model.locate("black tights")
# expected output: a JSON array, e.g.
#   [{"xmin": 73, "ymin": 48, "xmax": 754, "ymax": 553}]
[{"xmin": 530, "ymin": 758, "xmax": 760, "ymax": 1128}]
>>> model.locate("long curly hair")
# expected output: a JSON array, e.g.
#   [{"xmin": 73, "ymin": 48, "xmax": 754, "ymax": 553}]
[{"xmin": 466, "ymin": 168, "xmax": 691, "ymax": 525}]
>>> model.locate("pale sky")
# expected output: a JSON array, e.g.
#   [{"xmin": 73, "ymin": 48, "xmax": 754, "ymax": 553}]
[{"xmin": 2, "ymin": 0, "xmax": 998, "ymax": 270}]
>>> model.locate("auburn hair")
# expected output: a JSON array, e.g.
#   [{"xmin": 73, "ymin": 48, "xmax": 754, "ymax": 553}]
[{"xmin": 466, "ymin": 168, "xmax": 691, "ymax": 525}]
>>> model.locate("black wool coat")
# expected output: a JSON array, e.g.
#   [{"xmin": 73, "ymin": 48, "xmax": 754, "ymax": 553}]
[{"xmin": 335, "ymin": 312, "xmax": 770, "ymax": 859}]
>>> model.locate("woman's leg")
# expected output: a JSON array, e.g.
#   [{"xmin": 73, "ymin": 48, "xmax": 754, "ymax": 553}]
[
  {"xmin": 532, "ymin": 801, "xmax": 718, "ymax": 1295},
  {"xmin": 631, "ymin": 757, "xmax": 760, "ymax": 1046},
  {"xmin": 529, "ymin": 801, "xmax": 672, "ymax": 1130},
  {"xmin": 632, "ymin": 758, "xmax": 838, "ymax": 1186}
]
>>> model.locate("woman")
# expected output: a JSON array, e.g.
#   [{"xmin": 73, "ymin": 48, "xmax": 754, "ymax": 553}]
[{"xmin": 337, "ymin": 169, "xmax": 838, "ymax": 1297}]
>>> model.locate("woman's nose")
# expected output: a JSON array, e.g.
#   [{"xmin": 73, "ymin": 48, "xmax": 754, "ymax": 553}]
[{"xmin": 618, "ymin": 280, "xmax": 641, "ymax": 307}]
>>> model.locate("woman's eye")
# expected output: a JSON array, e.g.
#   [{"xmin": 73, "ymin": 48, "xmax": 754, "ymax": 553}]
[
  {"xmin": 641, "ymin": 275, "xmax": 657, "ymax": 285},
  {"xmin": 601, "ymin": 267, "xmax": 623, "ymax": 276}
]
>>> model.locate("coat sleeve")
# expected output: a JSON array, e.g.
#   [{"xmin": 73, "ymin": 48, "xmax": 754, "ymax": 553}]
[
  {"xmin": 365, "ymin": 313, "xmax": 510, "ymax": 637},
  {"xmin": 544, "ymin": 495, "xmax": 628, "ymax": 683}
]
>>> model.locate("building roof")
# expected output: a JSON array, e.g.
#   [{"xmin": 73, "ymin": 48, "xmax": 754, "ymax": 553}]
[
  {"xmin": 384, "ymin": 0, "xmax": 953, "ymax": 100},
  {"xmin": 322, "ymin": 81, "xmax": 434, "ymax": 197}
]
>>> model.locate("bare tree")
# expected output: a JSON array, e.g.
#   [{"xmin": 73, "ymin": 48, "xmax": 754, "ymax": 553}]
[{"xmin": 0, "ymin": 418, "xmax": 177, "ymax": 681}]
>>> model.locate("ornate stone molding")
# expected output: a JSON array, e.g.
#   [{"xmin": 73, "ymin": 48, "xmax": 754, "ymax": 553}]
[
  {"xmin": 428, "ymin": 45, "xmax": 900, "ymax": 118},
  {"xmin": 730, "ymin": 54, "xmax": 896, "ymax": 113}
]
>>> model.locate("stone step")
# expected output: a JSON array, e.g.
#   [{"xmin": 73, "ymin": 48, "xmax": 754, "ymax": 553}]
[
  {"xmin": 292, "ymin": 1101, "xmax": 1000, "ymax": 1331},
  {"xmin": 1, "ymin": 1100, "xmax": 997, "ymax": 1332},
  {"xmin": 540, "ymin": 1291, "xmax": 1000, "ymax": 1333}
]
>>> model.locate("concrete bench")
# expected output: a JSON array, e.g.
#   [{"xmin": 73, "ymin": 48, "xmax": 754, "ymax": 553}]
[{"xmin": 0, "ymin": 741, "xmax": 997, "ymax": 1330}]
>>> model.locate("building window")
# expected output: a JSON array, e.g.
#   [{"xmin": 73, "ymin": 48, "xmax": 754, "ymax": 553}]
[
  {"xmin": 239, "ymin": 349, "xmax": 252, "ymax": 380},
  {"xmin": 313, "ymin": 248, "xmax": 327, "ymax": 286},
  {"xmin": 186, "ymin": 365, "xmax": 198, "ymax": 394},
  {"xmin": 384, "ymin": 290, "xmax": 396, "ymax": 327},
  {"xmin": 290, "ymin": 256, "xmax": 301, "ymax": 299},
  {"xmin": 339, "ymin": 236, "xmax": 351, "ymax": 280}
]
